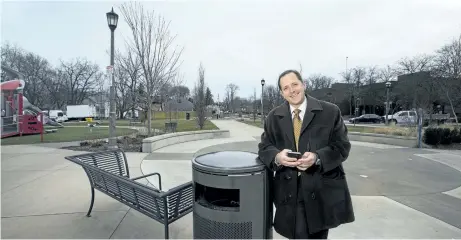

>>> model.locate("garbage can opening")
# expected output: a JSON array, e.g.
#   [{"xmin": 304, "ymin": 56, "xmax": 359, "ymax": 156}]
[{"xmin": 195, "ymin": 182, "xmax": 240, "ymax": 212}]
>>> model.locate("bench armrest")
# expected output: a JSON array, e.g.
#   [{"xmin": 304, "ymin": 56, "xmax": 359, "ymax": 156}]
[
  {"xmin": 131, "ymin": 172, "xmax": 162, "ymax": 191},
  {"xmin": 164, "ymin": 181, "xmax": 194, "ymax": 223}
]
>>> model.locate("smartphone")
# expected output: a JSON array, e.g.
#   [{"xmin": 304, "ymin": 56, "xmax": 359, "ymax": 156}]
[{"xmin": 287, "ymin": 151, "xmax": 302, "ymax": 159}]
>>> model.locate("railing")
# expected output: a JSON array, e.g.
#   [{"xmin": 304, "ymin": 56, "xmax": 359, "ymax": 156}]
[{"xmin": 1, "ymin": 115, "xmax": 19, "ymax": 137}]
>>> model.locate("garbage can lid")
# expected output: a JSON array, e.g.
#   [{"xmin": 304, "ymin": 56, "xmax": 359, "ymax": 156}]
[{"xmin": 192, "ymin": 151, "xmax": 265, "ymax": 174}]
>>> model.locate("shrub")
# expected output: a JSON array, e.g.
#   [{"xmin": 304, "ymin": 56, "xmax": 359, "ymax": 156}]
[
  {"xmin": 423, "ymin": 126, "xmax": 461, "ymax": 146},
  {"xmin": 90, "ymin": 141, "xmax": 104, "ymax": 147},
  {"xmin": 452, "ymin": 127, "xmax": 461, "ymax": 143},
  {"xmin": 423, "ymin": 127, "xmax": 441, "ymax": 145},
  {"xmin": 440, "ymin": 128, "xmax": 452, "ymax": 145}
]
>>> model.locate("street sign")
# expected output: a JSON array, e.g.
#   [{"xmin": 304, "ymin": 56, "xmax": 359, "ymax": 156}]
[{"xmin": 106, "ymin": 65, "xmax": 113, "ymax": 74}]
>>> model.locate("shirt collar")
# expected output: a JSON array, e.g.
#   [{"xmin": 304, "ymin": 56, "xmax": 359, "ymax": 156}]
[{"xmin": 289, "ymin": 95, "xmax": 307, "ymax": 120}]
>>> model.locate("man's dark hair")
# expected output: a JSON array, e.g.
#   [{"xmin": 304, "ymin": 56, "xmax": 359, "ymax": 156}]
[{"xmin": 277, "ymin": 69, "xmax": 303, "ymax": 90}]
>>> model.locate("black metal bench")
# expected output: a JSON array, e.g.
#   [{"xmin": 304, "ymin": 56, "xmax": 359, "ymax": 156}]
[{"xmin": 65, "ymin": 149, "xmax": 193, "ymax": 239}]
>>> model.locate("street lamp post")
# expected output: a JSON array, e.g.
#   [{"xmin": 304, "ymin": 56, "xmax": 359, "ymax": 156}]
[
  {"xmin": 106, "ymin": 7, "xmax": 118, "ymax": 148},
  {"xmin": 354, "ymin": 97, "xmax": 360, "ymax": 127},
  {"xmin": 385, "ymin": 81, "xmax": 391, "ymax": 125},
  {"xmin": 260, "ymin": 79, "xmax": 265, "ymax": 126}
]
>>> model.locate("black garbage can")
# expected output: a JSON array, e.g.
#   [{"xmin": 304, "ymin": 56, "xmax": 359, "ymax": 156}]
[
  {"xmin": 186, "ymin": 112, "xmax": 190, "ymax": 120},
  {"xmin": 164, "ymin": 122, "xmax": 177, "ymax": 132},
  {"xmin": 191, "ymin": 151, "xmax": 273, "ymax": 239}
]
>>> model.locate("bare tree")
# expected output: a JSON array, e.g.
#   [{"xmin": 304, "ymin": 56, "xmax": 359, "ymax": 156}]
[
  {"xmin": 365, "ymin": 66, "xmax": 379, "ymax": 85},
  {"xmin": 225, "ymin": 83, "xmax": 239, "ymax": 113},
  {"xmin": 114, "ymin": 63, "xmax": 131, "ymax": 119},
  {"xmin": 352, "ymin": 67, "xmax": 367, "ymax": 87},
  {"xmin": 432, "ymin": 34, "xmax": 461, "ymax": 124},
  {"xmin": 264, "ymin": 84, "xmax": 284, "ymax": 110},
  {"xmin": 1, "ymin": 43, "xmax": 53, "ymax": 107},
  {"xmin": 396, "ymin": 54, "xmax": 434, "ymax": 74},
  {"xmin": 115, "ymin": 48, "xmax": 142, "ymax": 118},
  {"xmin": 396, "ymin": 54, "xmax": 440, "ymax": 117},
  {"xmin": 42, "ymin": 69, "xmax": 68, "ymax": 109},
  {"xmin": 305, "ymin": 74, "xmax": 334, "ymax": 90},
  {"xmin": 378, "ymin": 65, "xmax": 397, "ymax": 82},
  {"xmin": 352, "ymin": 67, "xmax": 367, "ymax": 113},
  {"xmin": 57, "ymin": 58, "xmax": 102, "ymax": 105},
  {"xmin": 120, "ymin": 2, "xmax": 183, "ymax": 136},
  {"xmin": 340, "ymin": 70, "xmax": 354, "ymax": 115},
  {"xmin": 194, "ymin": 63, "xmax": 206, "ymax": 129}
]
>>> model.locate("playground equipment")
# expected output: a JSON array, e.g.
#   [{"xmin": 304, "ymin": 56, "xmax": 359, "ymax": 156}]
[{"xmin": 1, "ymin": 65, "xmax": 48, "ymax": 139}]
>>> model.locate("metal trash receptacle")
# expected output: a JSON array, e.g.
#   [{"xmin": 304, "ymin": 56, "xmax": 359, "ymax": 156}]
[{"xmin": 191, "ymin": 151, "xmax": 273, "ymax": 239}]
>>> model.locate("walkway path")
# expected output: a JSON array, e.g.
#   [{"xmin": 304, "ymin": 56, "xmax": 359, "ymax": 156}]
[
  {"xmin": 1, "ymin": 119, "xmax": 461, "ymax": 238},
  {"xmin": 139, "ymin": 120, "xmax": 461, "ymax": 239}
]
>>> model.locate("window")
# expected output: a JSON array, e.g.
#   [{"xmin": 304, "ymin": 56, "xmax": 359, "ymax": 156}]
[
  {"xmin": 409, "ymin": 112, "xmax": 416, "ymax": 116},
  {"xmin": 398, "ymin": 112, "xmax": 407, "ymax": 117}
]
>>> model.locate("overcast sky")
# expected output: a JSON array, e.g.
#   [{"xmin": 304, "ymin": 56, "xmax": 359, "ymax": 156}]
[{"xmin": 2, "ymin": 0, "xmax": 461, "ymax": 101}]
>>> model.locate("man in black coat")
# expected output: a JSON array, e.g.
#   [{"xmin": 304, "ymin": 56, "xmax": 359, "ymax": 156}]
[{"xmin": 258, "ymin": 69, "xmax": 355, "ymax": 239}]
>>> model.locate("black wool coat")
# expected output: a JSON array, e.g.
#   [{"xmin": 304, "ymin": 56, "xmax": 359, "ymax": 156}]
[{"xmin": 258, "ymin": 95, "xmax": 355, "ymax": 238}]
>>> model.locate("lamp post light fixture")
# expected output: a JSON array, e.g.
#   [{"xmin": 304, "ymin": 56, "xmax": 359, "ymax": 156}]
[
  {"xmin": 385, "ymin": 81, "xmax": 391, "ymax": 125},
  {"xmin": 260, "ymin": 79, "xmax": 265, "ymax": 125},
  {"xmin": 106, "ymin": 7, "xmax": 118, "ymax": 148}
]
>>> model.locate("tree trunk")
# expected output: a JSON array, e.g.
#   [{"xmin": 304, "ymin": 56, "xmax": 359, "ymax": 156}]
[
  {"xmin": 446, "ymin": 90, "xmax": 459, "ymax": 126},
  {"xmin": 147, "ymin": 93, "xmax": 152, "ymax": 136}
]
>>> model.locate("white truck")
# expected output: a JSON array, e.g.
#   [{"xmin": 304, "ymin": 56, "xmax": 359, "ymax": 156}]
[
  {"xmin": 384, "ymin": 110, "xmax": 450, "ymax": 125},
  {"xmin": 47, "ymin": 110, "xmax": 68, "ymax": 123},
  {"xmin": 66, "ymin": 105, "xmax": 97, "ymax": 121}
]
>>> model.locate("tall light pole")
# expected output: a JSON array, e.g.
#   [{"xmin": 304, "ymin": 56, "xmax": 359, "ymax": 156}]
[
  {"xmin": 261, "ymin": 79, "xmax": 265, "ymax": 125},
  {"xmin": 385, "ymin": 81, "xmax": 391, "ymax": 125},
  {"xmin": 354, "ymin": 97, "xmax": 360, "ymax": 127},
  {"xmin": 106, "ymin": 7, "xmax": 118, "ymax": 148}
]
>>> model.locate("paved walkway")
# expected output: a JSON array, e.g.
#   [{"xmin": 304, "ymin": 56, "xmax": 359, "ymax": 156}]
[{"xmin": 1, "ymin": 120, "xmax": 461, "ymax": 238}]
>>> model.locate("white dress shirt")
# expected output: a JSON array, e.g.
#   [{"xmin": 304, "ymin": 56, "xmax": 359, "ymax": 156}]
[{"xmin": 289, "ymin": 96, "xmax": 307, "ymax": 121}]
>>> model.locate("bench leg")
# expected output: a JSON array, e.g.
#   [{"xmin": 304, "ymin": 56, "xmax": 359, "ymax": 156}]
[
  {"xmin": 164, "ymin": 224, "xmax": 169, "ymax": 239},
  {"xmin": 86, "ymin": 187, "xmax": 95, "ymax": 217}
]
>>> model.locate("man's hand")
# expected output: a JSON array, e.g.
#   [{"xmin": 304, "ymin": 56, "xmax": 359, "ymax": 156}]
[
  {"xmin": 276, "ymin": 149, "xmax": 301, "ymax": 167},
  {"xmin": 296, "ymin": 152, "xmax": 316, "ymax": 171}
]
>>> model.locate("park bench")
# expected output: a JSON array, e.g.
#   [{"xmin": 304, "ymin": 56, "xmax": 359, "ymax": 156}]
[{"xmin": 65, "ymin": 149, "xmax": 193, "ymax": 239}]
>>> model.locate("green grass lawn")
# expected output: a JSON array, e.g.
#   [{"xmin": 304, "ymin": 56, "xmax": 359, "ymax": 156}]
[
  {"xmin": 149, "ymin": 119, "xmax": 218, "ymax": 131},
  {"xmin": 62, "ymin": 119, "xmax": 132, "ymax": 126},
  {"xmin": 62, "ymin": 119, "xmax": 218, "ymax": 131},
  {"xmin": 242, "ymin": 120, "xmax": 417, "ymax": 137},
  {"xmin": 1, "ymin": 119, "xmax": 218, "ymax": 145},
  {"xmin": 1, "ymin": 127, "xmax": 137, "ymax": 145},
  {"xmin": 243, "ymin": 119, "xmax": 264, "ymax": 128}
]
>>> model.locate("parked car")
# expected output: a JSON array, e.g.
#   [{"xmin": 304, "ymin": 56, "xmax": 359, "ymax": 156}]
[
  {"xmin": 383, "ymin": 110, "xmax": 450, "ymax": 125},
  {"xmin": 348, "ymin": 114, "xmax": 383, "ymax": 124}
]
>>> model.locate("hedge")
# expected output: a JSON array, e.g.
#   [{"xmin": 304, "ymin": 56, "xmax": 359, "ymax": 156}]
[{"xmin": 423, "ymin": 127, "xmax": 461, "ymax": 145}]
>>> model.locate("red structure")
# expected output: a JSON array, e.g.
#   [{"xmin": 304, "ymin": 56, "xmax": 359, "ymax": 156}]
[{"xmin": 1, "ymin": 66, "xmax": 43, "ymax": 139}]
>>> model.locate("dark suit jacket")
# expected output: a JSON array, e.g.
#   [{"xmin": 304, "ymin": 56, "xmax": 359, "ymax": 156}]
[{"xmin": 258, "ymin": 95, "xmax": 354, "ymax": 238}]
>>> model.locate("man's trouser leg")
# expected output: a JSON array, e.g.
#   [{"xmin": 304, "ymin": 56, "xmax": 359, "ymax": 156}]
[{"xmin": 294, "ymin": 176, "xmax": 329, "ymax": 239}]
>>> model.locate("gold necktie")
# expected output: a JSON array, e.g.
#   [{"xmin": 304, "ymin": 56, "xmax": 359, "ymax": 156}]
[{"xmin": 293, "ymin": 108, "xmax": 302, "ymax": 151}]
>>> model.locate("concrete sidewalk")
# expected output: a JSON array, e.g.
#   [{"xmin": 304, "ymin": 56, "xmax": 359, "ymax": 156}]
[{"xmin": 1, "ymin": 120, "xmax": 461, "ymax": 239}]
